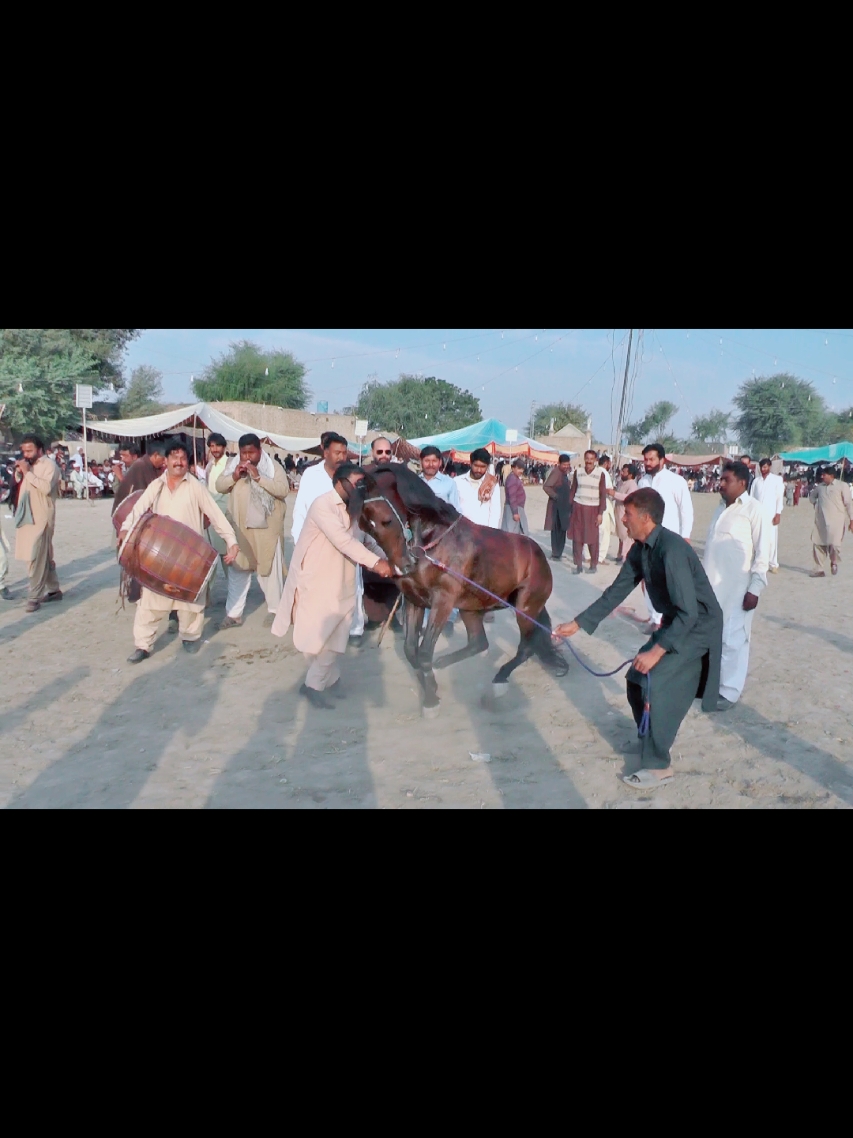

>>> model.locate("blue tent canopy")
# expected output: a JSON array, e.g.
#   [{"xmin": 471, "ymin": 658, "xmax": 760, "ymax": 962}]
[
  {"xmin": 777, "ymin": 442, "xmax": 853, "ymax": 464},
  {"xmin": 408, "ymin": 417, "xmax": 561, "ymax": 455}
]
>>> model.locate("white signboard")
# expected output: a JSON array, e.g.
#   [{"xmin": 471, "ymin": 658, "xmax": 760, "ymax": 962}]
[
  {"xmin": 505, "ymin": 429, "xmax": 518, "ymax": 443},
  {"xmin": 75, "ymin": 384, "xmax": 94, "ymax": 409},
  {"xmin": 355, "ymin": 419, "xmax": 368, "ymax": 437}
]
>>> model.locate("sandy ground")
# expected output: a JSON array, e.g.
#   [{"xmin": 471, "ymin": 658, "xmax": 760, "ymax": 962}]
[{"xmin": 1, "ymin": 484, "xmax": 851, "ymax": 809}]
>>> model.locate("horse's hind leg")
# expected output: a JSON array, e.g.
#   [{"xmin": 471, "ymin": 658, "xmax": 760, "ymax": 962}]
[{"xmin": 432, "ymin": 610, "xmax": 489, "ymax": 670}]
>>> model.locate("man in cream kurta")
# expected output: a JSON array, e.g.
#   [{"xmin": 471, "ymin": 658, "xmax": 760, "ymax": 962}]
[
  {"xmin": 216, "ymin": 434, "xmax": 288, "ymax": 625},
  {"xmin": 703, "ymin": 461, "xmax": 770, "ymax": 708},
  {"xmin": 808, "ymin": 466, "xmax": 853, "ymax": 576},
  {"xmin": 13, "ymin": 435, "xmax": 62, "ymax": 612},
  {"xmin": 119, "ymin": 442, "xmax": 238, "ymax": 660},
  {"xmin": 750, "ymin": 459, "xmax": 784, "ymax": 572},
  {"xmin": 272, "ymin": 464, "xmax": 393, "ymax": 708}
]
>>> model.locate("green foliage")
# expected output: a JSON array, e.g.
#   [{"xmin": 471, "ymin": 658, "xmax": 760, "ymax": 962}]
[
  {"xmin": 690, "ymin": 408, "xmax": 732, "ymax": 444},
  {"xmin": 192, "ymin": 340, "xmax": 310, "ymax": 409},
  {"xmin": 348, "ymin": 374, "xmax": 481, "ymax": 435},
  {"xmin": 0, "ymin": 329, "xmax": 140, "ymax": 395},
  {"xmin": 121, "ymin": 365, "xmax": 165, "ymax": 418},
  {"xmin": 533, "ymin": 401, "xmax": 589, "ymax": 437},
  {"xmin": 732, "ymin": 374, "xmax": 834, "ymax": 454},
  {"xmin": 624, "ymin": 400, "xmax": 679, "ymax": 445},
  {"xmin": 0, "ymin": 344, "xmax": 98, "ymax": 443},
  {"xmin": 828, "ymin": 406, "xmax": 853, "ymax": 444}
]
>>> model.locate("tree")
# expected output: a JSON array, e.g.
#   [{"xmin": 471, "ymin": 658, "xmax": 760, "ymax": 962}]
[
  {"xmin": 624, "ymin": 400, "xmax": 679, "ymax": 445},
  {"xmin": 532, "ymin": 401, "xmax": 589, "ymax": 437},
  {"xmin": 192, "ymin": 340, "xmax": 310, "ymax": 409},
  {"xmin": 348, "ymin": 374, "xmax": 481, "ymax": 436},
  {"xmin": 0, "ymin": 337, "xmax": 100, "ymax": 444},
  {"xmin": 690, "ymin": 409, "xmax": 732, "ymax": 445},
  {"xmin": 121, "ymin": 365, "xmax": 165, "ymax": 418},
  {"xmin": 0, "ymin": 329, "xmax": 141, "ymax": 395},
  {"xmin": 828, "ymin": 406, "xmax": 853, "ymax": 444},
  {"xmin": 732, "ymin": 373, "xmax": 834, "ymax": 454}
]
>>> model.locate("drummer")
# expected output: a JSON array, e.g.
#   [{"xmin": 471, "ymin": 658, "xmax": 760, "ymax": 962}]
[{"xmin": 119, "ymin": 439, "xmax": 239, "ymax": 663}]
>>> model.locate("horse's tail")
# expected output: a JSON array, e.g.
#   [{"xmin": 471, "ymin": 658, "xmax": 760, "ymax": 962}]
[{"xmin": 530, "ymin": 607, "xmax": 569, "ymax": 677}]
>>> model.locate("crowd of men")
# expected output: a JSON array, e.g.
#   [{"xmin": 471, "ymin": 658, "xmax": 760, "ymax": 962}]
[{"xmin": 3, "ymin": 426, "xmax": 852, "ymax": 793}]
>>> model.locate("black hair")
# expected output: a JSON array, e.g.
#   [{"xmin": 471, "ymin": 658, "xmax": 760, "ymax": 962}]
[
  {"xmin": 147, "ymin": 440, "xmax": 167, "ymax": 457},
  {"xmin": 323, "ymin": 432, "xmax": 348, "ymax": 450},
  {"xmin": 623, "ymin": 487, "xmax": 665, "ymax": 525},
  {"xmin": 21, "ymin": 434, "xmax": 45, "ymax": 451},
  {"xmin": 332, "ymin": 462, "xmax": 364, "ymax": 487},
  {"xmin": 759, "ymin": 457, "xmax": 772, "ymax": 467},
  {"xmin": 164, "ymin": 438, "xmax": 191, "ymax": 460},
  {"xmin": 722, "ymin": 460, "xmax": 750, "ymax": 484},
  {"xmin": 739, "ymin": 454, "xmax": 751, "ymax": 462},
  {"xmin": 511, "ymin": 457, "xmax": 525, "ymax": 468},
  {"xmin": 622, "ymin": 462, "xmax": 638, "ymax": 478},
  {"xmin": 420, "ymin": 445, "xmax": 442, "ymax": 460},
  {"xmin": 469, "ymin": 447, "xmax": 492, "ymax": 466},
  {"xmin": 238, "ymin": 433, "xmax": 261, "ymax": 450},
  {"xmin": 642, "ymin": 443, "xmax": 666, "ymax": 460},
  {"xmin": 208, "ymin": 433, "xmax": 227, "ymax": 447},
  {"xmin": 599, "ymin": 454, "xmax": 611, "ymax": 465},
  {"xmin": 121, "ymin": 442, "xmax": 142, "ymax": 458}
]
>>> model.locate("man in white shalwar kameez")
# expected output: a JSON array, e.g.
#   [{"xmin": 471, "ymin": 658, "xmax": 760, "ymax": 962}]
[
  {"xmin": 455, "ymin": 448, "xmax": 502, "ymax": 530},
  {"xmin": 703, "ymin": 461, "xmax": 770, "ymax": 710},
  {"xmin": 750, "ymin": 458, "xmax": 784, "ymax": 573},
  {"xmin": 637, "ymin": 443, "xmax": 694, "ymax": 625},
  {"xmin": 597, "ymin": 455, "xmax": 616, "ymax": 563}
]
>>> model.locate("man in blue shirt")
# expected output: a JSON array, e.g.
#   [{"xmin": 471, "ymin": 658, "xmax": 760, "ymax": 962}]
[{"xmin": 418, "ymin": 446, "xmax": 460, "ymax": 508}]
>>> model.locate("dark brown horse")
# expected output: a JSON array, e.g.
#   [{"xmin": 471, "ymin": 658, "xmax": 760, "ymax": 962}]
[{"xmin": 358, "ymin": 465, "xmax": 568, "ymax": 715}]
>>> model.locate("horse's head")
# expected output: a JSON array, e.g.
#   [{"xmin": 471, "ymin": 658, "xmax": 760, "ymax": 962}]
[{"xmin": 359, "ymin": 472, "xmax": 419, "ymax": 576}]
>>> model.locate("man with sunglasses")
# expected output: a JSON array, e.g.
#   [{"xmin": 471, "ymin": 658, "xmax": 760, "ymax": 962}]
[{"xmin": 369, "ymin": 437, "xmax": 394, "ymax": 467}]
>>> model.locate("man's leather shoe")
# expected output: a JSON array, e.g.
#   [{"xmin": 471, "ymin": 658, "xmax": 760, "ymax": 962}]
[
  {"xmin": 127, "ymin": 649, "xmax": 150, "ymax": 664},
  {"xmin": 300, "ymin": 683, "xmax": 335, "ymax": 709},
  {"xmin": 715, "ymin": 696, "xmax": 735, "ymax": 712},
  {"xmin": 183, "ymin": 640, "xmax": 200, "ymax": 654}
]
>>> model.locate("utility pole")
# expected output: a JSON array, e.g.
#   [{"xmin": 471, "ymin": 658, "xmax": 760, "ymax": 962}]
[
  {"xmin": 612, "ymin": 329, "xmax": 634, "ymax": 465},
  {"xmin": 529, "ymin": 400, "xmax": 537, "ymax": 440}
]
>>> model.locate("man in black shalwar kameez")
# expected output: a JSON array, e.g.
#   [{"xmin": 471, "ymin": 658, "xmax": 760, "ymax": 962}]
[{"xmin": 555, "ymin": 487, "xmax": 723, "ymax": 789}]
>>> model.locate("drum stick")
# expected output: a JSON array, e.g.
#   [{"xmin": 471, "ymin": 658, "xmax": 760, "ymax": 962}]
[{"xmin": 377, "ymin": 592, "xmax": 403, "ymax": 646}]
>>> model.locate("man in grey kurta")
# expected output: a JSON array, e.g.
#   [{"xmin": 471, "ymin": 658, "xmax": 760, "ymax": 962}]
[
  {"xmin": 554, "ymin": 487, "xmax": 723, "ymax": 788},
  {"xmin": 808, "ymin": 466, "xmax": 853, "ymax": 576}
]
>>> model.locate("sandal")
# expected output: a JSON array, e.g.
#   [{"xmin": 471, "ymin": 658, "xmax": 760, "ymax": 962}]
[{"xmin": 622, "ymin": 768, "xmax": 672, "ymax": 788}]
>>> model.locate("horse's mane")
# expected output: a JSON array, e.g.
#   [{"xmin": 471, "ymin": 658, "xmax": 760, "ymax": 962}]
[{"xmin": 366, "ymin": 465, "xmax": 459, "ymax": 524}]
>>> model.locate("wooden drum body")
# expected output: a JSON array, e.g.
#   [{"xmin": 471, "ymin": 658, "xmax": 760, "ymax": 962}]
[{"xmin": 119, "ymin": 512, "xmax": 217, "ymax": 605}]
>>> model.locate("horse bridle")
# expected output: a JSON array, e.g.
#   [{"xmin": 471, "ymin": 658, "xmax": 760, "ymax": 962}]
[
  {"xmin": 363, "ymin": 495, "xmax": 414, "ymax": 546},
  {"xmin": 362, "ymin": 494, "xmax": 462, "ymax": 556}
]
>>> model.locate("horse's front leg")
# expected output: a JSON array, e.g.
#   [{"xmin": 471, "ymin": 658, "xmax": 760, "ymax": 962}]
[
  {"xmin": 403, "ymin": 599, "xmax": 424, "ymax": 676},
  {"xmin": 417, "ymin": 597, "xmax": 455, "ymax": 716}
]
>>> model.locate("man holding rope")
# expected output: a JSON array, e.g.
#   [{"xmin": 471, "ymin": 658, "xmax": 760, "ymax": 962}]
[{"xmin": 554, "ymin": 488, "xmax": 722, "ymax": 789}]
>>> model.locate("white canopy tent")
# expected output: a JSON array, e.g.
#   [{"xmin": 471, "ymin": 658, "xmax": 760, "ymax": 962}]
[{"xmin": 81, "ymin": 401, "xmax": 321, "ymax": 452}]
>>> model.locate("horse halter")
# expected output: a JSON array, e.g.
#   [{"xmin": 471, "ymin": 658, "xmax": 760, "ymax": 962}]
[{"xmin": 363, "ymin": 495, "xmax": 414, "ymax": 545}]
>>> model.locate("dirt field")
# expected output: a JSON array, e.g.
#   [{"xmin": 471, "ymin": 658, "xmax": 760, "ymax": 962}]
[{"xmin": 1, "ymin": 483, "xmax": 851, "ymax": 809}]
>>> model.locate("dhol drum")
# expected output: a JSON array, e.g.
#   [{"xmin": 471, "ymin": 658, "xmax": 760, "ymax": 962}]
[
  {"xmin": 111, "ymin": 489, "xmax": 144, "ymax": 535},
  {"xmin": 119, "ymin": 512, "xmax": 217, "ymax": 605}
]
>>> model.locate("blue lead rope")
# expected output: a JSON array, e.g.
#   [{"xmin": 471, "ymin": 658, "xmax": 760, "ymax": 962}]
[{"xmin": 420, "ymin": 551, "xmax": 651, "ymax": 738}]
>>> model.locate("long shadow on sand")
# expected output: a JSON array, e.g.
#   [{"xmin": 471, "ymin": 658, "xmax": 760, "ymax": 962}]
[
  {"xmin": 0, "ymin": 562, "xmax": 120, "ymax": 641},
  {"xmin": 6, "ymin": 652, "xmax": 226, "ymax": 809},
  {"xmin": 761, "ymin": 613, "xmax": 853, "ymax": 656},
  {"xmin": 708, "ymin": 702, "xmax": 853, "ymax": 806},
  {"xmin": 203, "ymin": 632, "xmax": 383, "ymax": 809}
]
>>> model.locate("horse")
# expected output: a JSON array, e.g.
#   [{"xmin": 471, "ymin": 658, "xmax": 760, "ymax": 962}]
[{"xmin": 358, "ymin": 465, "xmax": 568, "ymax": 716}]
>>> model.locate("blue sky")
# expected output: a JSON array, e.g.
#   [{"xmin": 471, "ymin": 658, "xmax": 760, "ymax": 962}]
[{"xmin": 124, "ymin": 329, "xmax": 853, "ymax": 443}]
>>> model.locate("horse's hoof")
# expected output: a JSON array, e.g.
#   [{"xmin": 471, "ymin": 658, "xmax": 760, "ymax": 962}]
[
  {"xmin": 422, "ymin": 703, "xmax": 441, "ymax": 720},
  {"xmin": 491, "ymin": 682, "xmax": 509, "ymax": 698}
]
